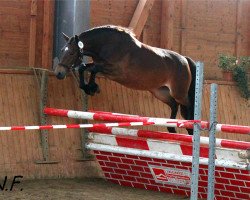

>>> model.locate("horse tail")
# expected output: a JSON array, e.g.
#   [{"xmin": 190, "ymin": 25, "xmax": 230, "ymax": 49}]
[{"xmin": 185, "ymin": 56, "xmax": 196, "ymax": 120}]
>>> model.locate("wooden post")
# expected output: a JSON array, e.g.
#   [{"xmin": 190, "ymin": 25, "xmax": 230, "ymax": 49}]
[
  {"xmin": 129, "ymin": 0, "xmax": 155, "ymax": 38},
  {"xmin": 160, "ymin": 0, "xmax": 175, "ymax": 50},
  {"xmin": 180, "ymin": 0, "xmax": 187, "ymax": 55},
  {"xmin": 29, "ymin": 0, "xmax": 37, "ymax": 67},
  {"xmin": 235, "ymin": 0, "xmax": 243, "ymax": 58},
  {"xmin": 142, "ymin": 28, "xmax": 149, "ymax": 44},
  {"xmin": 42, "ymin": 0, "xmax": 55, "ymax": 69}
]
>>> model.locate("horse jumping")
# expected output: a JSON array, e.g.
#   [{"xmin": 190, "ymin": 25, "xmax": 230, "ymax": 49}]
[{"xmin": 53, "ymin": 25, "xmax": 197, "ymax": 135}]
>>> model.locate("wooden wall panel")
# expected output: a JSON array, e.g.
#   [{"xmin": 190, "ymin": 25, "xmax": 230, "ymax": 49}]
[
  {"xmin": 161, "ymin": 0, "xmax": 175, "ymax": 49},
  {"xmin": 141, "ymin": 0, "xmax": 161, "ymax": 45},
  {"xmin": 34, "ymin": 0, "xmax": 45, "ymax": 67},
  {"xmin": 0, "ymin": 74, "xmax": 99, "ymax": 179},
  {"xmin": 180, "ymin": 0, "xmax": 238, "ymax": 79},
  {"xmin": 42, "ymin": 0, "xmax": 54, "ymax": 69},
  {"xmin": 90, "ymin": 0, "xmax": 138, "ymax": 27},
  {"xmin": 0, "ymin": 1, "xmax": 30, "ymax": 66},
  {"xmin": 90, "ymin": 0, "xmax": 162, "ymax": 46},
  {"xmin": 0, "ymin": 0, "xmax": 49, "ymax": 68},
  {"xmin": 236, "ymin": 0, "xmax": 250, "ymax": 56},
  {"xmin": 183, "ymin": 31, "xmax": 236, "ymax": 79},
  {"xmin": 184, "ymin": 0, "xmax": 237, "ymax": 33}
]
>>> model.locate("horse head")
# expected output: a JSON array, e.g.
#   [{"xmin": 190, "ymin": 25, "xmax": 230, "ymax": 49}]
[{"xmin": 54, "ymin": 33, "xmax": 84, "ymax": 79}]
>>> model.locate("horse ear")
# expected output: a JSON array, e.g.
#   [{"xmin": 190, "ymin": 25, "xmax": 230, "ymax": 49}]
[
  {"xmin": 75, "ymin": 35, "xmax": 79, "ymax": 43},
  {"xmin": 62, "ymin": 32, "xmax": 69, "ymax": 42}
]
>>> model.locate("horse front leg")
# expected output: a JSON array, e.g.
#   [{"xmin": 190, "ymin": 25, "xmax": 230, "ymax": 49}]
[
  {"xmin": 87, "ymin": 68, "xmax": 100, "ymax": 95},
  {"xmin": 78, "ymin": 63, "xmax": 100, "ymax": 96},
  {"xmin": 78, "ymin": 63, "xmax": 94, "ymax": 95}
]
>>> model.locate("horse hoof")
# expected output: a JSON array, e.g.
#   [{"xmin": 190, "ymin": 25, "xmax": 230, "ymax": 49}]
[
  {"xmin": 79, "ymin": 83, "xmax": 100, "ymax": 96},
  {"xmin": 89, "ymin": 83, "xmax": 100, "ymax": 94},
  {"xmin": 80, "ymin": 85, "xmax": 91, "ymax": 95},
  {"xmin": 167, "ymin": 127, "xmax": 177, "ymax": 133},
  {"xmin": 187, "ymin": 129, "xmax": 193, "ymax": 135},
  {"xmin": 87, "ymin": 89, "xmax": 96, "ymax": 96},
  {"xmin": 84, "ymin": 89, "xmax": 93, "ymax": 96}
]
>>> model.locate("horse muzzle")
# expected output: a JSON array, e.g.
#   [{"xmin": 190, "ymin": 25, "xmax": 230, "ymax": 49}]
[
  {"xmin": 55, "ymin": 71, "xmax": 66, "ymax": 80},
  {"xmin": 54, "ymin": 65, "xmax": 67, "ymax": 80}
]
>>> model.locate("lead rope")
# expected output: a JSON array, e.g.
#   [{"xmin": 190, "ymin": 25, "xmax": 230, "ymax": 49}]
[{"xmin": 32, "ymin": 67, "xmax": 53, "ymax": 90}]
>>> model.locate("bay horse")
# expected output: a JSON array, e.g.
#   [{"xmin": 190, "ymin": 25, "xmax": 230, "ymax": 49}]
[{"xmin": 54, "ymin": 25, "xmax": 196, "ymax": 135}]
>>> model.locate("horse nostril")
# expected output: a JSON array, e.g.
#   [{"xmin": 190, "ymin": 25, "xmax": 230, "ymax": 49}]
[{"xmin": 56, "ymin": 72, "xmax": 65, "ymax": 80}]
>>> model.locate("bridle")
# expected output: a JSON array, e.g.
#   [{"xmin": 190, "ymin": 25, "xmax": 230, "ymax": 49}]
[{"xmin": 58, "ymin": 36, "xmax": 85, "ymax": 71}]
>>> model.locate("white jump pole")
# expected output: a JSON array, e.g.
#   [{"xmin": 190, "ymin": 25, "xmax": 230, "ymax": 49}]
[{"xmin": 0, "ymin": 121, "xmax": 156, "ymax": 131}]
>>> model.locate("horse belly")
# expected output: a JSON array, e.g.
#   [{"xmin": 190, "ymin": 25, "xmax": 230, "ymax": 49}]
[{"xmin": 110, "ymin": 74, "xmax": 168, "ymax": 91}]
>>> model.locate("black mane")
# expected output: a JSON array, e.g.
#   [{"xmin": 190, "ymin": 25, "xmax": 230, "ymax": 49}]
[{"xmin": 82, "ymin": 25, "xmax": 136, "ymax": 38}]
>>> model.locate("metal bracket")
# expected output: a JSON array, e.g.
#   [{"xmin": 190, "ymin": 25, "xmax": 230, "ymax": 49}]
[{"xmin": 34, "ymin": 70, "xmax": 59, "ymax": 164}]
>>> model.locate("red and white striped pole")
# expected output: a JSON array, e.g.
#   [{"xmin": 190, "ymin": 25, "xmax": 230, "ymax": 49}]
[
  {"xmin": 44, "ymin": 107, "xmax": 250, "ymax": 135},
  {"xmin": 88, "ymin": 126, "xmax": 250, "ymax": 150},
  {"xmin": 0, "ymin": 121, "xmax": 155, "ymax": 131}
]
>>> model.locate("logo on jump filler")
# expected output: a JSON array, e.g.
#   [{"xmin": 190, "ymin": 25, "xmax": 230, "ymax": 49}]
[{"xmin": 149, "ymin": 165, "xmax": 191, "ymax": 187}]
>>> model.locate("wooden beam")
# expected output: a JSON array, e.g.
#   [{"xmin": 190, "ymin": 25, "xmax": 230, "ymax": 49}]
[
  {"xmin": 28, "ymin": 0, "xmax": 37, "ymax": 67},
  {"xmin": 129, "ymin": 0, "xmax": 155, "ymax": 38},
  {"xmin": 42, "ymin": 0, "xmax": 55, "ymax": 69},
  {"xmin": 160, "ymin": 0, "xmax": 175, "ymax": 50}
]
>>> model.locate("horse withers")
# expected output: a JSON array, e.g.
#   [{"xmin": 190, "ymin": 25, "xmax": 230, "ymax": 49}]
[{"xmin": 54, "ymin": 25, "xmax": 196, "ymax": 135}]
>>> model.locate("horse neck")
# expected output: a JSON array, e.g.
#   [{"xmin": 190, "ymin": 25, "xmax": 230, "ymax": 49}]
[
  {"xmin": 78, "ymin": 29, "xmax": 136, "ymax": 59},
  {"xmin": 79, "ymin": 31, "xmax": 109, "ymax": 51}
]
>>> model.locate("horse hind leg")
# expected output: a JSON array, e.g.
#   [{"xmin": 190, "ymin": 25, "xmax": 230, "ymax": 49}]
[
  {"xmin": 175, "ymin": 95, "xmax": 194, "ymax": 135},
  {"xmin": 150, "ymin": 86, "xmax": 179, "ymax": 133},
  {"xmin": 169, "ymin": 85, "xmax": 194, "ymax": 135},
  {"xmin": 180, "ymin": 104, "xmax": 194, "ymax": 135},
  {"xmin": 168, "ymin": 102, "xmax": 179, "ymax": 133}
]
